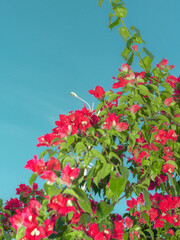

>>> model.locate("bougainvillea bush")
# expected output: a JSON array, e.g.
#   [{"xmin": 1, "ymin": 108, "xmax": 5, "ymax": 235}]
[{"xmin": 1, "ymin": 0, "xmax": 180, "ymax": 239}]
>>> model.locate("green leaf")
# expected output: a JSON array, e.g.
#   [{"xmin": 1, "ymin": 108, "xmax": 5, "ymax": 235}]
[
  {"xmin": 63, "ymin": 189, "xmax": 80, "ymax": 199},
  {"xmin": 139, "ymin": 56, "xmax": 152, "ymax": 72},
  {"xmin": 67, "ymin": 135, "xmax": 75, "ymax": 146},
  {"xmin": 131, "ymin": 25, "xmax": 145, "ymax": 44},
  {"xmin": 96, "ymin": 202, "xmax": 114, "ymax": 221},
  {"xmin": 121, "ymin": 47, "xmax": 131, "ymax": 61},
  {"xmin": 108, "ymin": 93, "xmax": 120, "ymax": 102},
  {"xmin": 156, "ymin": 115, "xmax": 169, "ymax": 123},
  {"xmin": 173, "ymin": 116, "xmax": 180, "ymax": 124},
  {"xmin": 142, "ymin": 47, "xmax": 154, "ymax": 60},
  {"xmin": 119, "ymin": 27, "xmax": 129, "ymax": 41},
  {"xmin": 109, "ymin": 151, "xmax": 122, "ymax": 163},
  {"xmin": 109, "ymin": 17, "xmax": 120, "ymax": 30},
  {"xmin": 109, "ymin": 176, "xmax": 126, "ymax": 200},
  {"xmin": 161, "ymin": 82, "xmax": 173, "ymax": 94},
  {"xmin": 114, "ymin": 7, "xmax": 127, "ymax": 18},
  {"xmin": 129, "ymin": 132, "xmax": 136, "ymax": 150},
  {"xmin": 78, "ymin": 213, "xmax": 92, "ymax": 226},
  {"xmin": 29, "ymin": 172, "xmax": 38, "ymax": 188},
  {"xmin": 46, "ymin": 149, "xmax": 57, "ymax": 157},
  {"xmin": 16, "ymin": 226, "xmax": 26, "ymax": 240},
  {"xmin": 145, "ymin": 229, "xmax": 154, "ymax": 240},
  {"xmin": 137, "ymin": 85, "xmax": 153, "ymax": 97},
  {"xmin": 120, "ymin": 165, "xmax": 129, "ymax": 180},
  {"xmin": 44, "ymin": 183, "xmax": 61, "ymax": 199},
  {"xmin": 75, "ymin": 142, "xmax": 87, "ymax": 155},
  {"xmin": 90, "ymin": 149, "xmax": 106, "ymax": 164},
  {"xmin": 73, "ymin": 187, "xmax": 92, "ymax": 214},
  {"xmin": 148, "ymin": 84, "xmax": 159, "ymax": 95},
  {"xmin": 94, "ymin": 163, "xmax": 112, "ymax": 186},
  {"xmin": 143, "ymin": 188, "xmax": 152, "ymax": 210},
  {"xmin": 98, "ymin": 0, "xmax": 104, "ymax": 7},
  {"xmin": 1, "ymin": 227, "xmax": 11, "ymax": 240},
  {"xmin": 127, "ymin": 53, "xmax": 134, "ymax": 66}
]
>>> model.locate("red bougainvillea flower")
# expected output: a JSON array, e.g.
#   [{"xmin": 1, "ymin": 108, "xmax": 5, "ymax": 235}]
[
  {"xmin": 16, "ymin": 184, "xmax": 32, "ymax": 196},
  {"xmin": 132, "ymin": 45, "xmax": 138, "ymax": 51},
  {"xmin": 167, "ymin": 129, "xmax": 178, "ymax": 142},
  {"xmin": 4, "ymin": 198, "xmax": 23, "ymax": 212},
  {"xmin": 61, "ymin": 163, "xmax": 80, "ymax": 186},
  {"xmin": 167, "ymin": 229, "xmax": 174, "ymax": 236},
  {"xmin": 24, "ymin": 226, "xmax": 46, "ymax": 240},
  {"xmin": 126, "ymin": 197, "xmax": 137, "ymax": 211},
  {"xmin": 24, "ymin": 155, "xmax": 45, "ymax": 175},
  {"xmin": 162, "ymin": 163, "xmax": 175, "ymax": 174},
  {"xmin": 103, "ymin": 113, "xmax": 128, "ymax": 132},
  {"xmin": 36, "ymin": 133, "xmax": 56, "ymax": 147},
  {"xmin": 112, "ymin": 220, "xmax": 124, "ymax": 239},
  {"xmin": 130, "ymin": 104, "xmax": 141, "ymax": 113},
  {"xmin": 46, "ymin": 157, "xmax": 61, "ymax": 171},
  {"xmin": 88, "ymin": 223, "xmax": 111, "ymax": 240},
  {"xmin": 112, "ymin": 76, "xmax": 129, "ymax": 89},
  {"xmin": 48, "ymin": 194, "xmax": 76, "ymax": 215},
  {"xmin": 43, "ymin": 219, "xmax": 57, "ymax": 237},
  {"xmin": 88, "ymin": 85, "xmax": 105, "ymax": 99},
  {"xmin": 125, "ymin": 216, "xmax": 133, "ymax": 228},
  {"xmin": 148, "ymin": 208, "xmax": 159, "ymax": 222},
  {"xmin": 166, "ymin": 75, "xmax": 178, "ymax": 88},
  {"xmin": 164, "ymin": 97, "xmax": 173, "ymax": 106}
]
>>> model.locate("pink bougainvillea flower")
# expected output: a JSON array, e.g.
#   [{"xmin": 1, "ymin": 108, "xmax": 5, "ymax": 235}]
[
  {"xmin": 116, "ymin": 122, "xmax": 129, "ymax": 132},
  {"xmin": 24, "ymin": 155, "xmax": 45, "ymax": 175},
  {"xmin": 88, "ymin": 85, "xmax": 105, "ymax": 99},
  {"xmin": 28, "ymin": 200, "xmax": 41, "ymax": 216},
  {"xmin": 61, "ymin": 164, "xmax": 80, "ymax": 186},
  {"xmin": 156, "ymin": 58, "xmax": 168, "ymax": 68},
  {"xmin": 164, "ymin": 97, "xmax": 173, "ymax": 106},
  {"xmin": 21, "ymin": 207, "xmax": 38, "ymax": 229},
  {"xmin": 132, "ymin": 45, "xmax": 138, "ymax": 51},
  {"xmin": 121, "ymin": 63, "xmax": 131, "ymax": 72},
  {"xmin": 130, "ymin": 104, "xmax": 141, "ymax": 113},
  {"xmin": 9, "ymin": 209, "xmax": 23, "ymax": 230},
  {"xmin": 40, "ymin": 170, "xmax": 57, "ymax": 184},
  {"xmin": 125, "ymin": 216, "xmax": 133, "ymax": 228}
]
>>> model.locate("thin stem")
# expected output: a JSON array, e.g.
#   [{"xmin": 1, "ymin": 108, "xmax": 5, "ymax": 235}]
[{"xmin": 120, "ymin": 19, "xmax": 148, "ymax": 72}]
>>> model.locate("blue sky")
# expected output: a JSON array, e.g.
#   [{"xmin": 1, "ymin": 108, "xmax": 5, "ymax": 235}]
[{"xmin": 1, "ymin": 0, "xmax": 180, "ymax": 208}]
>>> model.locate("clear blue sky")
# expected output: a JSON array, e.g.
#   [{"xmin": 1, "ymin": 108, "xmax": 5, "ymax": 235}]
[{"xmin": 1, "ymin": 0, "xmax": 180, "ymax": 205}]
